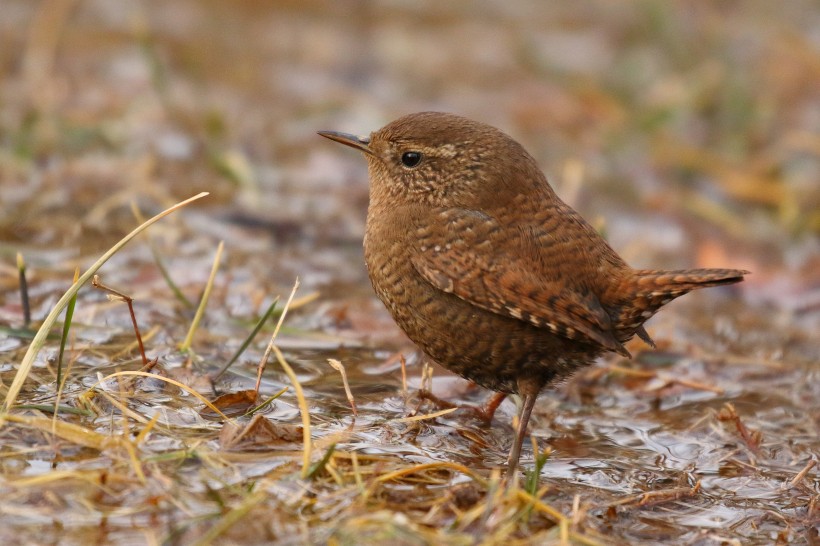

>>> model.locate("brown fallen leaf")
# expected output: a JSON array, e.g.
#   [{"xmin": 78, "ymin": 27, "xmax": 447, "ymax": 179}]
[
  {"xmin": 219, "ymin": 414, "xmax": 303, "ymax": 451},
  {"xmin": 200, "ymin": 389, "xmax": 259, "ymax": 420}
]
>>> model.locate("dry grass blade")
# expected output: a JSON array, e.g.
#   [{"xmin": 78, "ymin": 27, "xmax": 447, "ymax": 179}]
[
  {"xmin": 272, "ymin": 345, "xmax": 311, "ymax": 479},
  {"xmin": 10, "ymin": 404, "xmax": 91, "ymax": 416},
  {"xmin": 9, "ymin": 468, "xmax": 115, "ymax": 488},
  {"xmin": 328, "ymin": 358, "xmax": 357, "ymax": 416},
  {"xmin": 513, "ymin": 487, "xmax": 568, "ymax": 524},
  {"xmin": 2, "ymin": 413, "xmax": 130, "ymax": 451},
  {"xmin": 373, "ymin": 461, "xmax": 485, "ymax": 486},
  {"xmin": 254, "ymin": 278, "xmax": 300, "ymax": 393},
  {"xmin": 287, "ymin": 291, "xmax": 321, "ymax": 310},
  {"xmin": 180, "ymin": 240, "xmax": 224, "ymax": 352},
  {"xmin": 190, "ymin": 489, "xmax": 267, "ymax": 546},
  {"xmin": 3, "ymin": 411, "xmax": 147, "ymax": 482},
  {"xmin": 90, "ymin": 370, "xmax": 232, "ymax": 421},
  {"xmin": 2, "ymin": 192, "xmax": 209, "ymax": 411},
  {"xmin": 394, "ymin": 407, "xmax": 458, "ymax": 423},
  {"xmin": 788, "ymin": 459, "xmax": 817, "ymax": 488},
  {"xmin": 351, "ymin": 451, "xmax": 363, "ymax": 491}
]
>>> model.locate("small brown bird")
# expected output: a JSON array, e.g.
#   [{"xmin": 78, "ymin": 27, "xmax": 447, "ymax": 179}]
[{"xmin": 319, "ymin": 112, "xmax": 746, "ymax": 476}]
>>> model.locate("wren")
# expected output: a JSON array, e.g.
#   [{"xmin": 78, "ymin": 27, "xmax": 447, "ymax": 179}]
[{"xmin": 319, "ymin": 112, "xmax": 746, "ymax": 476}]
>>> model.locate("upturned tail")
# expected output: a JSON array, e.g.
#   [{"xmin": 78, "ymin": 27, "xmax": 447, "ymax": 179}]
[{"xmin": 615, "ymin": 268, "xmax": 748, "ymax": 342}]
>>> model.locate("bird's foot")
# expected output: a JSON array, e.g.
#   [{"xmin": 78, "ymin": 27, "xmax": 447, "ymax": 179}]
[
  {"xmin": 414, "ymin": 390, "xmax": 507, "ymax": 425},
  {"xmin": 468, "ymin": 391, "xmax": 507, "ymax": 424}
]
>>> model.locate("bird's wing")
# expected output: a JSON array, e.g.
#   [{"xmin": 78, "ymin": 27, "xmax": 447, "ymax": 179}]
[{"xmin": 411, "ymin": 209, "xmax": 629, "ymax": 356}]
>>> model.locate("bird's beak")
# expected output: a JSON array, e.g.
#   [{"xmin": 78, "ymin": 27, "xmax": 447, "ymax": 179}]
[{"xmin": 317, "ymin": 130, "xmax": 375, "ymax": 156}]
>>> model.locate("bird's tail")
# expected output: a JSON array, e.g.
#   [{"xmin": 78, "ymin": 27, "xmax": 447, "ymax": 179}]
[
  {"xmin": 615, "ymin": 268, "xmax": 748, "ymax": 339},
  {"xmin": 633, "ymin": 268, "xmax": 748, "ymax": 295}
]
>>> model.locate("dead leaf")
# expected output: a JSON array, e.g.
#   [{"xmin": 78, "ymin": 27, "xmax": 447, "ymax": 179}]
[{"xmin": 219, "ymin": 414, "xmax": 303, "ymax": 451}]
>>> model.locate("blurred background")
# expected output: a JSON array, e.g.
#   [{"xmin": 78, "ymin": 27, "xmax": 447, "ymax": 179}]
[{"xmin": 1, "ymin": 0, "xmax": 818, "ymax": 304}]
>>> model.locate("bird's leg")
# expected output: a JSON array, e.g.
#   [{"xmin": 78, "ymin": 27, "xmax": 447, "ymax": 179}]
[
  {"xmin": 506, "ymin": 392, "xmax": 537, "ymax": 477},
  {"xmin": 506, "ymin": 378, "xmax": 543, "ymax": 478}
]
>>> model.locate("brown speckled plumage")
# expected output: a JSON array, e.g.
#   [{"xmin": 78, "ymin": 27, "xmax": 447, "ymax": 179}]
[{"xmin": 319, "ymin": 112, "xmax": 747, "ymax": 476}]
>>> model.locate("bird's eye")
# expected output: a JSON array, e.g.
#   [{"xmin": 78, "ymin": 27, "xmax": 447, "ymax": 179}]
[{"xmin": 400, "ymin": 151, "xmax": 422, "ymax": 168}]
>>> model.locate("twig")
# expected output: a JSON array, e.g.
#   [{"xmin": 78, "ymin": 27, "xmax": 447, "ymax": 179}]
[
  {"xmin": 609, "ymin": 480, "xmax": 702, "ymax": 508},
  {"xmin": 91, "ymin": 275, "xmax": 148, "ymax": 366},
  {"xmin": 717, "ymin": 403, "xmax": 762, "ymax": 453}
]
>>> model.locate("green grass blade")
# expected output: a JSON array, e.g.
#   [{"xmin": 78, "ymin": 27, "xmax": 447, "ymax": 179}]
[
  {"xmin": 149, "ymin": 242, "xmax": 193, "ymax": 308},
  {"xmin": 305, "ymin": 443, "xmax": 336, "ymax": 480},
  {"xmin": 211, "ymin": 296, "xmax": 279, "ymax": 381},
  {"xmin": 56, "ymin": 267, "xmax": 79, "ymax": 390},
  {"xmin": 130, "ymin": 201, "xmax": 193, "ymax": 308}
]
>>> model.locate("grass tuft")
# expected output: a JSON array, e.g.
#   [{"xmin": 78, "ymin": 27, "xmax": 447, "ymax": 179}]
[{"xmin": 3, "ymin": 192, "xmax": 209, "ymax": 411}]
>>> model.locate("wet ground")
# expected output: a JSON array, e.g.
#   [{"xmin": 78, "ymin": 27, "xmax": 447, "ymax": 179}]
[{"xmin": 0, "ymin": 1, "xmax": 818, "ymax": 544}]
